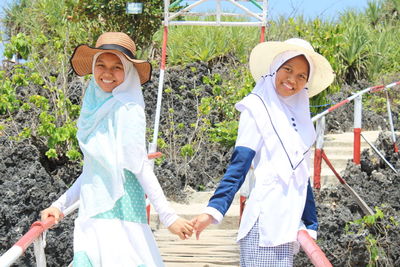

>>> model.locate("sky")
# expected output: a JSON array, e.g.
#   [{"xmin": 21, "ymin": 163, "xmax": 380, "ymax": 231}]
[
  {"xmin": 180, "ymin": 0, "xmax": 370, "ymax": 20},
  {"xmin": 0, "ymin": 0, "xmax": 370, "ymax": 61}
]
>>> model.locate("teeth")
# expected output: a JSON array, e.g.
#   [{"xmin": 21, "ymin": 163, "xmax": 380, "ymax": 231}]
[
  {"xmin": 102, "ymin": 79, "xmax": 113, "ymax": 84},
  {"xmin": 283, "ymin": 83, "xmax": 293, "ymax": 90}
]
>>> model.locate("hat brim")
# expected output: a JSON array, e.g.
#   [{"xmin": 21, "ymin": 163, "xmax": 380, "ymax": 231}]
[
  {"xmin": 249, "ymin": 41, "xmax": 335, "ymax": 98},
  {"xmin": 70, "ymin": 44, "xmax": 152, "ymax": 85}
]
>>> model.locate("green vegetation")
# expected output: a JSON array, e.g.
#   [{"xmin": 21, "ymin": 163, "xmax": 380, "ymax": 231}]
[
  {"xmin": 345, "ymin": 206, "xmax": 400, "ymax": 266},
  {"xmin": 1, "ymin": 0, "xmax": 164, "ymax": 162},
  {"xmin": 1, "ymin": 0, "xmax": 400, "ymax": 156}
]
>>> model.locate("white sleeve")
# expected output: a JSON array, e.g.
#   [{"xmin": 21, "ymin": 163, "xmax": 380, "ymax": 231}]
[
  {"xmin": 204, "ymin": 206, "xmax": 224, "ymax": 224},
  {"xmin": 136, "ymin": 160, "xmax": 178, "ymax": 227},
  {"xmin": 51, "ymin": 174, "xmax": 82, "ymax": 213},
  {"xmin": 235, "ymin": 109, "xmax": 263, "ymax": 151}
]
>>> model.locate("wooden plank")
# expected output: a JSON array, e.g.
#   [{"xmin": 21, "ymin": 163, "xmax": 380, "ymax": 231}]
[{"xmin": 155, "ymin": 229, "xmax": 240, "ymax": 267}]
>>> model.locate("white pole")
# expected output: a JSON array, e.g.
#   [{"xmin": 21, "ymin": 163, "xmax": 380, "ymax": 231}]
[
  {"xmin": 262, "ymin": 0, "xmax": 268, "ymax": 26},
  {"xmin": 149, "ymin": 1, "xmax": 170, "ymax": 157},
  {"xmin": 386, "ymin": 91, "xmax": 397, "ymax": 144},
  {"xmin": 33, "ymin": 235, "xmax": 47, "ymax": 267},
  {"xmin": 150, "ymin": 69, "xmax": 165, "ymax": 155},
  {"xmin": 0, "ymin": 246, "xmax": 23, "ymax": 267},
  {"xmin": 354, "ymin": 95, "xmax": 362, "ymax": 129},
  {"xmin": 315, "ymin": 116, "xmax": 325, "ymax": 150},
  {"xmin": 216, "ymin": 0, "xmax": 221, "ymax": 25}
]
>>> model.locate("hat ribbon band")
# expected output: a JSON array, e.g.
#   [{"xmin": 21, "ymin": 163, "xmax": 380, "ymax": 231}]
[{"xmin": 97, "ymin": 44, "xmax": 136, "ymax": 59}]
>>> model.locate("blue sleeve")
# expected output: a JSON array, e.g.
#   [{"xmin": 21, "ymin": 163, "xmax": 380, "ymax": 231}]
[
  {"xmin": 301, "ymin": 179, "xmax": 318, "ymax": 231},
  {"xmin": 208, "ymin": 146, "xmax": 255, "ymax": 216}
]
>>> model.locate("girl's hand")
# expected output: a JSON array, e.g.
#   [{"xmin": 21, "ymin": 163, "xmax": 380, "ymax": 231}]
[
  {"xmin": 40, "ymin": 207, "xmax": 63, "ymax": 224},
  {"xmin": 191, "ymin": 213, "xmax": 213, "ymax": 240},
  {"xmin": 168, "ymin": 217, "xmax": 194, "ymax": 240}
]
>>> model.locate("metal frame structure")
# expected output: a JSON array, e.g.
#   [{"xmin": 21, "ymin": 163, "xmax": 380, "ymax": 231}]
[{"xmin": 148, "ymin": 0, "xmax": 268, "ymax": 157}]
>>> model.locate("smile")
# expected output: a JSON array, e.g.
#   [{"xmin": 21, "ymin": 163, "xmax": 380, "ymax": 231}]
[
  {"xmin": 102, "ymin": 79, "xmax": 114, "ymax": 84},
  {"xmin": 283, "ymin": 83, "xmax": 294, "ymax": 90}
]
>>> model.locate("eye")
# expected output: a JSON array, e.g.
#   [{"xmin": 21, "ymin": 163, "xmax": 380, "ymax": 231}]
[
  {"xmin": 299, "ymin": 74, "xmax": 307, "ymax": 80},
  {"xmin": 282, "ymin": 66, "xmax": 291, "ymax": 72},
  {"xmin": 114, "ymin": 65, "xmax": 123, "ymax": 70}
]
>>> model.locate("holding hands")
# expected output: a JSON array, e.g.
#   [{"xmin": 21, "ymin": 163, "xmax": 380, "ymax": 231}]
[
  {"xmin": 191, "ymin": 213, "xmax": 213, "ymax": 240},
  {"xmin": 168, "ymin": 213, "xmax": 214, "ymax": 240},
  {"xmin": 168, "ymin": 217, "xmax": 194, "ymax": 240}
]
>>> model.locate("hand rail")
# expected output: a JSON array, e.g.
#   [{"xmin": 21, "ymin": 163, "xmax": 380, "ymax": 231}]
[
  {"xmin": 0, "ymin": 217, "xmax": 56, "ymax": 267},
  {"xmin": 311, "ymin": 81, "xmax": 400, "ymax": 123},
  {"xmin": 297, "ymin": 230, "xmax": 332, "ymax": 267},
  {"xmin": 0, "ymin": 152, "xmax": 162, "ymax": 267}
]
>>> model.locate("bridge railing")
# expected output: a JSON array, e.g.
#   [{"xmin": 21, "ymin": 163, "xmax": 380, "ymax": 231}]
[{"xmin": 312, "ymin": 80, "xmax": 400, "ymax": 189}]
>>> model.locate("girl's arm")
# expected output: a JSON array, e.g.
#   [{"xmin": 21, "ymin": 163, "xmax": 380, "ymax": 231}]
[
  {"xmin": 193, "ymin": 110, "xmax": 261, "ymax": 237},
  {"xmin": 41, "ymin": 174, "xmax": 82, "ymax": 223},
  {"xmin": 204, "ymin": 110, "xmax": 262, "ymax": 223},
  {"xmin": 137, "ymin": 158, "xmax": 193, "ymax": 239},
  {"xmin": 205, "ymin": 146, "xmax": 255, "ymax": 222},
  {"xmin": 136, "ymin": 160, "xmax": 179, "ymax": 228},
  {"xmin": 119, "ymin": 103, "xmax": 192, "ymax": 237},
  {"xmin": 50, "ymin": 174, "xmax": 82, "ymax": 213}
]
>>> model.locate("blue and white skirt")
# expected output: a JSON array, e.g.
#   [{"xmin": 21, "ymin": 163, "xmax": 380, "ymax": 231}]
[{"xmin": 239, "ymin": 219, "xmax": 294, "ymax": 267}]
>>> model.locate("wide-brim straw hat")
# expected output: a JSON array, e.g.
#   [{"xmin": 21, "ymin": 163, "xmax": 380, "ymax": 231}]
[
  {"xmin": 70, "ymin": 32, "xmax": 152, "ymax": 85},
  {"xmin": 249, "ymin": 38, "xmax": 335, "ymax": 97}
]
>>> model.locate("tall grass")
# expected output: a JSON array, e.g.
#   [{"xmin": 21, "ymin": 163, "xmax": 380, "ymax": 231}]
[{"xmin": 153, "ymin": 16, "xmax": 259, "ymax": 65}]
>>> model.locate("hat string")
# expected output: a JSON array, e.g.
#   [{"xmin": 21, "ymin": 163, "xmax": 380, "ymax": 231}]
[{"xmin": 97, "ymin": 44, "xmax": 136, "ymax": 59}]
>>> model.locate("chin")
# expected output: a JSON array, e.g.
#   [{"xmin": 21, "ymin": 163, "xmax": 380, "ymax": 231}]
[{"xmin": 100, "ymin": 86, "xmax": 114, "ymax": 92}]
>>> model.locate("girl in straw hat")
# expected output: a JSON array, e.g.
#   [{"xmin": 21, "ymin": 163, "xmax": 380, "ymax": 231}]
[
  {"xmin": 41, "ymin": 32, "xmax": 193, "ymax": 266},
  {"xmin": 192, "ymin": 38, "xmax": 334, "ymax": 266}
]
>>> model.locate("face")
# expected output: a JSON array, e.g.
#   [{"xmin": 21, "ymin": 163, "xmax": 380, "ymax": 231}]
[
  {"xmin": 274, "ymin": 55, "xmax": 309, "ymax": 97},
  {"xmin": 94, "ymin": 53, "xmax": 125, "ymax": 92}
]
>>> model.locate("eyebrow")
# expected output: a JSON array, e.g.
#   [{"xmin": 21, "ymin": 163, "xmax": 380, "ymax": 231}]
[
  {"xmin": 96, "ymin": 59, "xmax": 123, "ymax": 65},
  {"xmin": 283, "ymin": 63, "xmax": 308, "ymax": 76}
]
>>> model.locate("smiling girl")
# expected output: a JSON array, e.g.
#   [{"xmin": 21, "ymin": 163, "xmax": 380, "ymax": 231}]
[
  {"xmin": 40, "ymin": 32, "xmax": 193, "ymax": 267},
  {"xmin": 192, "ymin": 38, "xmax": 334, "ymax": 266}
]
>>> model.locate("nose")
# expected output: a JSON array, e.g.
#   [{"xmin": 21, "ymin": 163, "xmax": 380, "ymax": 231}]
[
  {"xmin": 287, "ymin": 75, "xmax": 295, "ymax": 84},
  {"xmin": 102, "ymin": 69, "xmax": 113, "ymax": 77}
]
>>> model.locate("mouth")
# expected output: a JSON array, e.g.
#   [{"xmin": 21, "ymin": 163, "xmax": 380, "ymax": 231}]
[
  {"xmin": 282, "ymin": 82, "xmax": 294, "ymax": 90},
  {"xmin": 101, "ymin": 79, "xmax": 114, "ymax": 84}
]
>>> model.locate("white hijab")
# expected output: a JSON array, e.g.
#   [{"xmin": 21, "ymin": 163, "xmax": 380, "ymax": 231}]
[
  {"xmin": 236, "ymin": 51, "xmax": 316, "ymax": 186},
  {"xmin": 263, "ymin": 50, "xmax": 315, "ymax": 149}
]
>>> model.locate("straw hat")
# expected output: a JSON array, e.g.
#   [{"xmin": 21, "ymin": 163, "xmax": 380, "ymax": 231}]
[
  {"xmin": 249, "ymin": 38, "xmax": 335, "ymax": 97},
  {"xmin": 70, "ymin": 32, "xmax": 152, "ymax": 85}
]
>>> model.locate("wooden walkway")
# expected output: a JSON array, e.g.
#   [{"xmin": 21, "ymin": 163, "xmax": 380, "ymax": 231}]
[{"xmin": 154, "ymin": 229, "xmax": 240, "ymax": 267}]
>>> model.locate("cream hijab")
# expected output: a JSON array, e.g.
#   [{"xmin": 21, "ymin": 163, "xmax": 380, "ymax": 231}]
[{"xmin": 236, "ymin": 51, "xmax": 316, "ymax": 186}]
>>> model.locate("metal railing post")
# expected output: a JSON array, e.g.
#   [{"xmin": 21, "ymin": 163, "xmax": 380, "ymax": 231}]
[
  {"xmin": 385, "ymin": 91, "xmax": 398, "ymax": 152},
  {"xmin": 313, "ymin": 116, "xmax": 325, "ymax": 189},
  {"xmin": 353, "ymin": 95, "xmax": 362, "ymax": 164},
  {"xmin": 260, "ymin": 0, "xmax": 267, "ymax": 42}
]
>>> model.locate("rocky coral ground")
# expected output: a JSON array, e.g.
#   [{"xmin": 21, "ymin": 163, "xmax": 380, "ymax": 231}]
[
  {"xmin": 1, "ymin": 62, "xmax": 399, "ymax": 266},
  {"xmin": 295, "ymin": 132, "xmax": 400, "ymax": 266}
]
